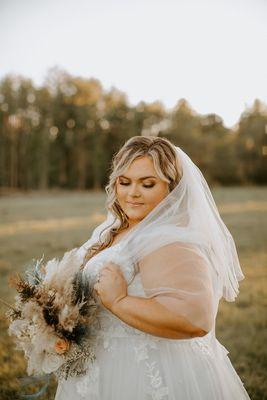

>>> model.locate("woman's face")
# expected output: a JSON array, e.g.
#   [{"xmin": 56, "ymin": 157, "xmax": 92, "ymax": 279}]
[{"xmin": 115, "ymin": 155, "xmax": 169, "ymax": 227}]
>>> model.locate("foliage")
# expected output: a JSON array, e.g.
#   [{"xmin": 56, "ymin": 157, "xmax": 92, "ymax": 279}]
[{"xmin": 0, "ymin": 69, "xmax": 267, "ymax": 190}]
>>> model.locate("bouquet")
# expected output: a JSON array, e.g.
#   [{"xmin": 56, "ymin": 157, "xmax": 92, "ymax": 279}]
[{"xmin": 2, "ymin": 248, "xmax": 101, "ymax": 381}]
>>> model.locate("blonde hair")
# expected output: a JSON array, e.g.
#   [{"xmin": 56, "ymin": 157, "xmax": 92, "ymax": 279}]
[{"xmin": 82, "ymin": 136, "xmax": 182, "ymax": 266}]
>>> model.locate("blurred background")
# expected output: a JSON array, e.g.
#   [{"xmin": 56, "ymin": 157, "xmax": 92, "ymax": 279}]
[{"xmin": 0, "ymin": 0, "xmax": 266, "ymax": 399}]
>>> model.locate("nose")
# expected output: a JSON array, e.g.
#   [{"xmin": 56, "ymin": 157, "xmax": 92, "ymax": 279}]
[{"xmin": 128, "ymin": 183, "xmax": 141, "ymax": 198}]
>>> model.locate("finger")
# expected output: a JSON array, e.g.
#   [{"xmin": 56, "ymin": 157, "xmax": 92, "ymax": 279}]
[
  {"xmin": 100, "ymin": 265, "xmax": 113, "ymax": 272},
  {"xmin": 99, "ymin": 269, "xmax": 110, "ymax": 276},
  {"xmin": 110, "ymin": 263, "xmax": 120, "ymax": 270},
  {"xmin": 104, "ymin": 262, "xmax": 120, "ymax": 269},
  {"xmin": 104, "ymin": 264, "xmax": 121, "ymax": 273},
  {"xmin": 100, "ymin": 270, "xmax": 113, "ymax": 278},
  {"xmin": 101, "ymin": 265, "xmax": 113, "ymax": 272},
  {"xmin": 93, "ymin": 283, "xmax": 99, "ymax": 293}
]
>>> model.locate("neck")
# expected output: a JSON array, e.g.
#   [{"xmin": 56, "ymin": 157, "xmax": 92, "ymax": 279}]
[{"xmin": 127, "ymin": 219, "xmax": 140, "ymax": 229}]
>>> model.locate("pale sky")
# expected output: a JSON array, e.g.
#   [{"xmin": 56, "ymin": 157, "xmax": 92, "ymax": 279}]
[{"xmin": 0, "ymin": 0, "xmax": 266, "ymax": 127}]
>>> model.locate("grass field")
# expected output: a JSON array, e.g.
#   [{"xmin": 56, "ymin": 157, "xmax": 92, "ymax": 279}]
[{"xmin": 0, "ymin": 187, "xmax": 266, "ymax": 400}]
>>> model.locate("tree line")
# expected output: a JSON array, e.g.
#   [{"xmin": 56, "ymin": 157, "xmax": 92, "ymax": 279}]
[{"xmin": 0, "ymin": 67, "xmax": 266, "ymax": 190}]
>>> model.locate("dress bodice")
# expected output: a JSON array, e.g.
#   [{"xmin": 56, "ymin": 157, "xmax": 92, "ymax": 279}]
[
  {"xmin": 80, "ymin": 243, "xmax": 152, "ymax": 341},
  {"xmin": 82, "ymin": 242, "xmax": 144, "ymax": 295}
]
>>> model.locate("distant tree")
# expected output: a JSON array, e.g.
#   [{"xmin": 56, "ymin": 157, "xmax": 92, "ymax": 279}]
[
  {"xmin": 160, "ymin": 99, "xmax": 205, "ymax": 174},
  {"xmin": 198, "ymin": 113, "xmax": 240, "ymax": 184},
  {"xmin": 0, "ymin": 70, "xmax": 266, "ymax": 190},
  {"xmin": 236, "ymin": 99, "xmax": 267, "ymax": 184}
]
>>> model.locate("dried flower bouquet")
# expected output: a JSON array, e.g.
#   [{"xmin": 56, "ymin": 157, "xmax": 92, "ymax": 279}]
[{"xmin": 3, "ymin": 248, "xmax": 100, "ymax": 380}]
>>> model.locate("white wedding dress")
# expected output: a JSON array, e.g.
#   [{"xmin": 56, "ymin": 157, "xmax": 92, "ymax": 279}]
[{"xmin": 54, "ymin": 241, "xmax": 251, "ymax": 400}]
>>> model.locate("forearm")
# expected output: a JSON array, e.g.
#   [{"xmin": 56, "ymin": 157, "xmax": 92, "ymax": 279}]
[{"xmin": 110, "ymin": 295, "xmax": 206, "ymax": 339}]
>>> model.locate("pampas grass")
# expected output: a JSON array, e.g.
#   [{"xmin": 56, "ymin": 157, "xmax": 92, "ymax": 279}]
[{"xmin": 2, "ymin": 248, "xmax": 100, "ymax": 380}]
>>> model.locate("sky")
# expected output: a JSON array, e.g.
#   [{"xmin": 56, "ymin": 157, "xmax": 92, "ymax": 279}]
[{"xmin": 0, "ymin": 0, "xmax": 266, "ymax": 128}]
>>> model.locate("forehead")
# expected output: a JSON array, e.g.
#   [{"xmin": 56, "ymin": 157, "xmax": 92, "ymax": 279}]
[{"xmin": 121, "ymin": 156, "xmax": 158, "ymax": 178}]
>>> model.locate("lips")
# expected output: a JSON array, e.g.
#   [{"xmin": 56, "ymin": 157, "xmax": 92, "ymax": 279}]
[{"xmin": 126, "ymin": 201, "xmax": 144, "ymax": 206}]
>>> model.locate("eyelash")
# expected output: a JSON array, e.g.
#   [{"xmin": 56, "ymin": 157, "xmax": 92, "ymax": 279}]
[{"xmin": 119, "ymin": 182, "xmax": 155, "ymax": 189}]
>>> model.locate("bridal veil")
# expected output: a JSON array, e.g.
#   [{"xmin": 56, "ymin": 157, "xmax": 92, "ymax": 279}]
[{"xmin": 80, "ymin": 145, "xmax": 245, "ymax": 333}]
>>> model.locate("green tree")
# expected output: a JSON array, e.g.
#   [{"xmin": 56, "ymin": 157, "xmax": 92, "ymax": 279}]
[{"xmin": 236, "ymin": 99, "xmax": 267, "ymax": 184}]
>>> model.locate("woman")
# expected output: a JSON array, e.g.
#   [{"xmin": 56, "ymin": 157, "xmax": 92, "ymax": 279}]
[{"xmin": 55, "ymin": 136, "xmax": 251, "ymax": 399}]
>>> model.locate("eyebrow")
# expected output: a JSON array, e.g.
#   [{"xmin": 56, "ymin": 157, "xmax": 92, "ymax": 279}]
[{"xmin": 119, "ymin": 175, "xmax": 157, "ymax": 180}]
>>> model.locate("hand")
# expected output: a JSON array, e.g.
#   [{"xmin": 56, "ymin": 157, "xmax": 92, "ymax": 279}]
[{"xmin": 93, "ymin": 262, "xmax": 128, "ymax": 311}]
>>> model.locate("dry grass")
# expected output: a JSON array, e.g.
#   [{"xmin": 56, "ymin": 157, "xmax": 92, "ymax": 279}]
[{"xmin": 0, "ymin": 187, "xmax": 266, "ymax": 399}]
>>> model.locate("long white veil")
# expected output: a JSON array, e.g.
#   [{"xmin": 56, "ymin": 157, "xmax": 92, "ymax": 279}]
[{"xmin": 80, "ymin": 145, "xmax": 245, "ymax": 333}]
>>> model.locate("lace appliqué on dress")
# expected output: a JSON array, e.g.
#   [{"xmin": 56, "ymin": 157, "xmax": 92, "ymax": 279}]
[
  {"xmin": 145, "ymin": 360, "xmax": 169, "ymax": 400},
  {"xmin": 190, "ymin": 338, "xmax": 215, "ymax": 359},
  {"xmin": 76, "ymin": 360, "xmax": 100, "ymax": 398},
  {"xmin": 133, "ymin": 341, "xmax": 169, "ymax": 400},
  {"xmin": 102, "ymin": 336, "xmax": 116, "ymax": 356}
]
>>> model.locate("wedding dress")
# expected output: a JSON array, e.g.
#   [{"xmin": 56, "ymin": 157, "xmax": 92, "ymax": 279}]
[
  {"xmin": 54, "ymin": 239, "xmax": 251, "ymax": 400},
  {"xmin": 55, "ymin": 144, "xmax": 251, "ymax": 399}
]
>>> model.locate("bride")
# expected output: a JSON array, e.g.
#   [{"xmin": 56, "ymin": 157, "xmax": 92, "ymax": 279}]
[{"xmin": 55, "ymin": 136, "xmax": 251, "ymax": 399}]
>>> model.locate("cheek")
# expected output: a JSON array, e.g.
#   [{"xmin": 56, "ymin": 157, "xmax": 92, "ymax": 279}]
[
  {"xmin": 116, "ymin": 186, "xmax": 132, "ymax": 209},
  {"xmin": 116, "ymin": 185, "xmax": 127, "ymax": 201},
  {"xmin": 144, "ymin": 186, "xmax": 168, "ymax": 206}
]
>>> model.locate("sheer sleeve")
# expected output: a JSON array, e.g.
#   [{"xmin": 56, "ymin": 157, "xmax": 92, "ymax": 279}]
[{"xmin": 138, "ymin": 241, "xmax": 215, "ymax": 333}]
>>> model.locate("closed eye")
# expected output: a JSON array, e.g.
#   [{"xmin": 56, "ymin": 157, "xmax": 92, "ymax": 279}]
[{"xmin": 119, "ymin": 182, "xmax": 155, "ymax": 188}]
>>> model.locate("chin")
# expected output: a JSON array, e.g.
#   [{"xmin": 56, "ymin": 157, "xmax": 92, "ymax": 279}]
[
  {"xmin": 124, "ymin": 207, "xmax": 146, "ymax": 221},
  {"xmin": 126, "ymin": 210, "xmax": 145, "ymax": 219}
]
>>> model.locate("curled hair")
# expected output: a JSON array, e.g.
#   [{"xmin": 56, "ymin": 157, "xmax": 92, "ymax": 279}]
[{"xmin": 82, "ymin": 136, "xmax": 183, "ymax": 266}]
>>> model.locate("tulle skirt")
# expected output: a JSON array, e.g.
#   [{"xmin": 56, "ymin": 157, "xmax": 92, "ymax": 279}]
[{"xmin": 54, "ymin": 330, "xmax": 251, "ymax": 400}]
